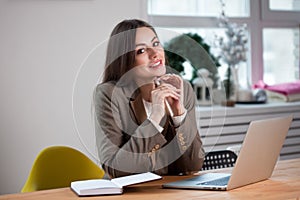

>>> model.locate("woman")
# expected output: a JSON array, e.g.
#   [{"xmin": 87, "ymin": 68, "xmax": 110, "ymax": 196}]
[{"xmin": 94, "ymin": 19, "xmax": 205, "ymax": 178}]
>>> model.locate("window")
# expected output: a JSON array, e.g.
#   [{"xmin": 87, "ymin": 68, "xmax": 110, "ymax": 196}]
[
  {"xmin": 270, "ymin": 0, "xmax": 300, "ymax": 11},
  {"xmin": 146, "ymin": 0, "xmax": 300, "ymax": 86},
  {"xmin": 263, "ymin": 28, "xmax": 299, "ymax": 84},
  {"xmin": 148, "ymin": 0, "xmax": 249, "ymax": 17}
]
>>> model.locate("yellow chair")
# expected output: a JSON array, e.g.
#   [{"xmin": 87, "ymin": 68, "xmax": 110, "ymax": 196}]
[{"xmin": 21, "ymin": 146, "xmax": 105, "ymax": 192}]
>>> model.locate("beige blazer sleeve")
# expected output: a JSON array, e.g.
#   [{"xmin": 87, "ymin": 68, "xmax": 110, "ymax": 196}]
[{"xmin": 166, "ymin": 80, "xmax": 205, "ymax": 174}]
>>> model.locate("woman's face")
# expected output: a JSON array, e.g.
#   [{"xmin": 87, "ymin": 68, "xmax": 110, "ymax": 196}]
[{"xmin": 133, "ymin": 27, "xmax": 166, "ymax": 83}]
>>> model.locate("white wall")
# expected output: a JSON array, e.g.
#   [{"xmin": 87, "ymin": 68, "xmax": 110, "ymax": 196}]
[{"xmin": 0, "ymin": 0, "xmax": 145, "ymax": 194}]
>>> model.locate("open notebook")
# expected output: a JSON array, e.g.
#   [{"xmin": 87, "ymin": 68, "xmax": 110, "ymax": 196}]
[{"xmin": 71, "ymin": 172, "xmax": 161, "ymax": 196}]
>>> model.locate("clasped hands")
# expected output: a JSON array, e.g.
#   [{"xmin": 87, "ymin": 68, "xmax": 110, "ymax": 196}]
[{"xmin": 150, "ymin": 74, "xmax": 185, "ymax": 123}]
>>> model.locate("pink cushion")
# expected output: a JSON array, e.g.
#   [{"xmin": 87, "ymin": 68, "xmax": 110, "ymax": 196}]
[{"xmin": 254, "ymin": 80, "xmax": 300, "ymax": 95}]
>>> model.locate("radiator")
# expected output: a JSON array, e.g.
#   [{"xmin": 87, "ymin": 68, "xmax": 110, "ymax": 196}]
[{"xmin": 197, "ymin": 102, "xmax": 300, "ymax": 160}]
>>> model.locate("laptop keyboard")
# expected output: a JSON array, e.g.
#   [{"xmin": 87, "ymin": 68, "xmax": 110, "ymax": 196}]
[{"xmin": 197, "ymin": 175, "xmax": 230, "ymax": 186}]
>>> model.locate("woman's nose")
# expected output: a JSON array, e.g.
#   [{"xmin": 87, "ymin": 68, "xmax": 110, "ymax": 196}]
[{"xmin": 147, "ymin": 47, "xmax": 158, "ymax": 58}]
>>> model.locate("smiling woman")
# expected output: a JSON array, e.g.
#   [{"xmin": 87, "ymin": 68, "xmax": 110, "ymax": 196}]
[
  {"xmin": 93, "ymin": 19, "xmax": 205, "ymax": 178},
  {"xmin": 133, "ymin": 27, "xmax": 166, "ymax": 85}
]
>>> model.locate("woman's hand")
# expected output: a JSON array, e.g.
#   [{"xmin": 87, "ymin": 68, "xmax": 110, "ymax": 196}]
[
  {"xmin": 150, "ymin": 79, "xmax": 180, "ymax": 123},
  {"xmin": 154, "ymin": 74, "xmax": 185, "ymax": 117}
]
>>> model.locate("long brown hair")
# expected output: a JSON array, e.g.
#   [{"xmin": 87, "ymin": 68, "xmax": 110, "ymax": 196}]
[{"xmin": 102, "ymin": 19, "xmax": 158, "ymax": 83}]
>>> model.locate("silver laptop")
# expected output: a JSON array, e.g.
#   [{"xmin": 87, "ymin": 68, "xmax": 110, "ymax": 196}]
[{"xmin": 163, "ymin": 115, "xmax": 293, "ymax": 191}]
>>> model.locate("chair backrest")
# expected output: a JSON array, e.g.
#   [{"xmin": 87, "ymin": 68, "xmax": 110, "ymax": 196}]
[
  {"xmin": 21, "ymin": 146, "xmax": 105, "ymax": 192},
  {"xmin": 201, "ymin": 150, "xmax": 237, "ymax": 171}
]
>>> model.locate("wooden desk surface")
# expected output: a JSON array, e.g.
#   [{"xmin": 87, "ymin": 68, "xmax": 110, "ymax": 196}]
[{"xmin": 1, "ymin": 158, "xmax": 299, "ymax": 200}]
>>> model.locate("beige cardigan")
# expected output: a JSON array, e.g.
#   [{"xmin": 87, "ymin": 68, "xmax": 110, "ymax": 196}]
[{"xmin": 94, "ymin": 80, "xmax": 205, "ymax": 178}]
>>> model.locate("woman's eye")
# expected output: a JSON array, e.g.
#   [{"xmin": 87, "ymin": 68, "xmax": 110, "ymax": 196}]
[
  {"xmin": 136, "ymin": 48, "xmax": 145, "ymax": 55},
  {"xmin": 153, "ymin": 41, "xmax": 160, "ymax": 47}
]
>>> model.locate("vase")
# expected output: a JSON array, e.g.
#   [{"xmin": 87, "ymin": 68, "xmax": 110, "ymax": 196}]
[
  {"xmin": 232, "ymin": 65, "xmax": 255, "ymax": 102},
  {"xmin": 230, "ymin": 65, "xmax": 239, "ymax": 101},
  {"xmin": 221, "ymin": 65, "xmax": 240, "ymax": 106}
]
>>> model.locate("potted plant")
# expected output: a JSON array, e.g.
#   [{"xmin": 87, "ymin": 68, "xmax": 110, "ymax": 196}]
[
  {"xmin": 214, "ymin": 2, "xmax": 248, "ymax": 106},
  {"xmin": 164, "ymin": 33, "xmax": 221, "ymax": 88}
]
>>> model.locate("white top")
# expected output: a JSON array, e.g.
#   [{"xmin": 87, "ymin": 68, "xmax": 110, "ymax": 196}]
[{"xmin": 142, "ymin": 99, "xmax": 187, "ymax": 132}]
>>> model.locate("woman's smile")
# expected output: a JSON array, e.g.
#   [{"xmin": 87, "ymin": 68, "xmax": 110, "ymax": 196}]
[{"xmin": 149, "ymin": 59, "xmax": 163, "ymax": 69}]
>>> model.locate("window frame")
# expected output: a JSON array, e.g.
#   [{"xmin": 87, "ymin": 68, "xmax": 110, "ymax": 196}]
[{"xmin": 143, "ymin": 0, "xmax": 300, "ymax": 85}]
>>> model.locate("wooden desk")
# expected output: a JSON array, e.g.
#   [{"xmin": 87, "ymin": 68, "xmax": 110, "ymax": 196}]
[{"xmin": 1, "ymin": 158, "xmax": 299, "ymax": 200}]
